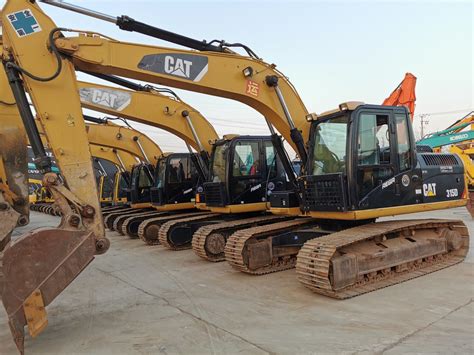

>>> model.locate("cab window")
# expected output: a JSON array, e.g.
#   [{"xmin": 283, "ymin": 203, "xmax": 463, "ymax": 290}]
[
  {"xmin": 168, "ymin": 158, "xmax": 185, "ymax": 183},
  {"xmin": 358, "ymin": 113, "xmax": 391, "ymax": 165},
  {"xmin": 264, "ymin": 141, "xmax": 277, "ymax": 178},
  {"xmin": 356, "ymin": 113, "xmax": 394, "ymax": 199},
  {"xmin": 395, "ymin": 114, "xmax": 411, "ymax": 171},
  {"xmin": 233, "ymin": 141, "xmax": 260, "ymax": 177},
  {"xmin": 118, "ymin": 175, "xmax": 128, "ymax": 198},
  {"xmin": 210, "ymin": 143, "xmax": 228, "ymax": 183},
  {"xmin": 138, "ymin": 167, "xmax": 153, "ymax": 189},
  {"xmin": 312, "ymin": 116, "xmax": 347, "ymax": 175}
]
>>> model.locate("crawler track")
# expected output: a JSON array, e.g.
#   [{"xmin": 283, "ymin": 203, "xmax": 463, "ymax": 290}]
[
  {"xmin": 101, "ymin": 205, "xmax": 130, "ymax": 217},
  {"xmin": 113, "ymin": 210, "xmax": 161, "ymax": 235},
  {"xmin": 103, "ymin": 208, "xmax": 149, "ymax": 230},
  {"xmin": 158, "ymin": 213, "xmax": 220, "ymax": 250},
  {"xmin": 120, "ymin": 211, "xmax": 168, "ymax": 238},
  {"xmin": 192, "ymin": 215, "xmax": 294, "ymax": 262},
  {"xmin": 137, "ymin": 212, "xmax": 210, "ymax": 245},
  {"xmin": 296, "ymin": 219, "xmax": 469, "ymax": 299},
  {"xmin": 225, "ymin": 218, "xmax": 317, "ymax": 274}
]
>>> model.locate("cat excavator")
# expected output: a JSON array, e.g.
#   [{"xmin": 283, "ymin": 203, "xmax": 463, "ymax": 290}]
[
  {"xmin": 33, "ymin": 0, "xmax": 467, "ymax": 286},
  {"xmin": 31, "ymin": 120, "xmax": 155, "ymax": 213},
  {"xmin": 90, "ymin": 146, "xmax": 139, "ymax": 207},
  {"xmin": 29, "ymin": 145, "xmax": 138, "ymax": 214},
  {"xmin": 75, "ymin": 74, "xmax": 291, "ymax": 245},
  {"xmin": 0, "ymin": 1, "xmax": 469, "ymax": 352},
  {"xmin": 75, "ymin": 77, "xmax": 220, "ymax": 239}
]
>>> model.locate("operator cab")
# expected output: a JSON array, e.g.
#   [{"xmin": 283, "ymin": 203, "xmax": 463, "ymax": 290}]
[
  {"xmin": 204, "ymin": 135, "xmax": 289, "ymax": 208},
  {"xmin": 128, "ymin": 163, "xmax": 155, "ymax": 205},
  {"xmin": 150, "ymin": 153, "xmax": 200, "ymax": 207},
  {"xmin": 112, "ymin": 170, "xmax": 131, "ymax": 205},
  {"xmin": 302, "ymin": 103, "xmax": 465, "ymax": 215},
  {"xmin": 98, "ymin": 175, "xmax": 113, "ymax": 206}
]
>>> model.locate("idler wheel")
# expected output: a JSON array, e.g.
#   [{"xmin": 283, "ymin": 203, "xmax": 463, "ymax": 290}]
[
  {"xmin": 440, "ymin": 228, "xmax": 463, "ymax": 251},
  {"xmin": 205, "ymin": 232, "xmax": 226, "ymax": 256},
  {"xmin": 144, "ymin": 224, "xmax": 161, "ymax": 243}
]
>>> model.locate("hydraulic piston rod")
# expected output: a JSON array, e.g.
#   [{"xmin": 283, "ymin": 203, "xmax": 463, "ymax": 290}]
[
  {"xmin": 265, "ymin": 75, "xmax": 308, "ymax": 165},
  {"xmin": 40, "ymin": 0, "xmax": 225, "ymax": 52},
  {"xmin": 133, "ymin": 136, "xmax": 150, "ymax": 164},
  {"xmin": 113, "ymin": 149, "xmax": 127, "ymax": 171}
]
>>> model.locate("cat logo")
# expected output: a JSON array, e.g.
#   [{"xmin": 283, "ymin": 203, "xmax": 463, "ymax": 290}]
[
  {"xmin": 79, "ymin": 88, "xmax": 132, "ymax": 111},
  {"xmin": 423, "ymin": 183, "xmax": 437, "ymax": 197},
  {"xmin": 92, "ymin": 90, "xmax": 119, "ymax": 108},
  {"xmin": 164, "ymin": 56, "xmax": 193, "ymax": 78},
  {"xmin": 138, "ymin": 53, "xmax": 209, "ymax": 82}
]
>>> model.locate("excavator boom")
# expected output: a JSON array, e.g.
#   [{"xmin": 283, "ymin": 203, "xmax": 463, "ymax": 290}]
[
  {"xmin": 382, "ymin": 72, "xmax": 417, "ymax": 119},
  {"xmin": 41, "ymin": 23, "xmax": 309, "ymax": 163},
  {"xmin": 76, "ymin": 79, "xmax": 218, "ymax": 155}
]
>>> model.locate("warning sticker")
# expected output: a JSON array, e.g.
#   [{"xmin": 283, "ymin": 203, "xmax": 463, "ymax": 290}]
[{"xmin": 7, "ymin": 9, "xmax": 42, "ymax": 37}]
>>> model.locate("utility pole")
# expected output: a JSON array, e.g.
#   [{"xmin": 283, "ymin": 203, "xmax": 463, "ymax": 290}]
[{"xmin": 419, "ymin": 114, "xmax": 430, "ymax": 138}]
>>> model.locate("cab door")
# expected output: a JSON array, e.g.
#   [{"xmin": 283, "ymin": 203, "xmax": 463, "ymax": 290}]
[
  {"xmin": 165, "ymin": 155, "xmax": 198, "ymax": 204},
  {"xmin": 229, "ymin": 139, "xmax": 264, "ymax": 205},
  {"xmin": 130, "ymin": 165, "xmax": 154, "ymax": 204},
  {"xmin": 393, "ymin": 110, "xmax": 421, "ymax": 206},
  {"xmin": 352, "ymin": 108, "xmax": 418, "ymax": 209}
]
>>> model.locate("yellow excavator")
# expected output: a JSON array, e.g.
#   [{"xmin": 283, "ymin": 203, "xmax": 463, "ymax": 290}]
[
  {"xmin": 73, "ymin": 71, "xmax": 292, "ymax": 246},
  {"xmin": 0, "ymin": 1, "xmax": 469, "ymax": 352},
  {"xmin": 31, "ymin": 121, "xmax": 152, "ymax": 213},
  {"xmin": 77, "ymin": 76, "xmax": 294, "ymax": 246},
  {"xmin": 29, "ymin": 146, "xmax": 136, "ymax": 213},
  {"xmin": 28, "ymin": 111, "xmax": 162, "ymax": 212},
  {"xmin": 89, "ymin": 145, "xmax": 139, "ymax": 207},
  {"xmin": 75, "ymin": 77, "xmax": 221, "ymax": 240}
]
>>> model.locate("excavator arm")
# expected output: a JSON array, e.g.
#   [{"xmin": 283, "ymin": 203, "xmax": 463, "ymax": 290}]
[
  {"xmin": 89, "ymin": 145, "xmax": 137, "ymax": 172},
  {"xmin": 63, "ymin": 40, "xmax": 309, "ymax": 156},
  {"xmin": 447, "ymin": 111, "xmax": 474, "ymax": 132},
  {"xmin": 3, "ymin": 1, "xmax": 311, "ymax": 224},
  {"xmin": 36, "ymin": 119, "xmax": 161, "ymax": 164},
  {"xmin": 20, "ymin": 1, "xmax": 310, "ymax": 164},
  {"xmin": 382, "ymin": 72, "xmax": 417, "ymax": 119},
  {"xmin": 0, "ymin": 2, "xmax": 113, "ymax": 351},
  {"xmin": 76, "ymin": 79, "xmax": 218, "ymax": 155}
]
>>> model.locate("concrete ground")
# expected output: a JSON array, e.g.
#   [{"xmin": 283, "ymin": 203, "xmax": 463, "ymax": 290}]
[{"xmin": 1, "ymin": 208, "xmax": 473, "ymax": 354}]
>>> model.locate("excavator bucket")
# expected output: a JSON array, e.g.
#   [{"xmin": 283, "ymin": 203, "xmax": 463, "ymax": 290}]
[{"xmin": 1, "ymin": 227, "xmax": 97, "ymax": 353}]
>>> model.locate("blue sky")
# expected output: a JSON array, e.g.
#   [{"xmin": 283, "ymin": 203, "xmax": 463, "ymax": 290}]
[{"xmin": 3, "ymin": 0, "xmax": 473, "ymax": 153}]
